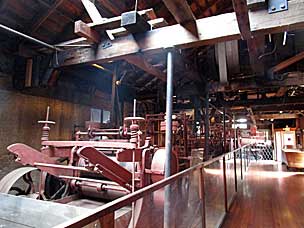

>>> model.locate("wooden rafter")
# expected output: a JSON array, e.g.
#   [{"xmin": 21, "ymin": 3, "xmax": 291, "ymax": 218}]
[
  {"xmin": 271, "ymin": 51, "xmax": 304, "ymax": 73},
  {"xmin": 232, "ymin": 0, "xmax": 264, "ymax": 72},
  {"xmin": 232, "ymin": 0, "xmax": 251, "ymax": 40},
  {"xmin": 57, "ymin": 0, "xmax": 304, "ymax": 67},
  {"xmin": 226, "ymin": 96, "xmax": 304, "ymax": 107},
  {"xmin": 96, "ymin": 0, "xmax": 123, "ymax": 16},
  {"xmin": 30, "ymin": 0, "xmax": 65, "ymax": 34},
  {"xmin": 124, "ymin": 54, "xmax": 167, "ymax": 82},
  {"xmin": 211, "ymin": 72, "xmax": 304, "ymax": 92},
  {"xmin": 81, "ymin": 0, "xmax": 103, "ymax": 23},
  {"xmin": 162, "ymin": 0, "xmax": 197, "ymax": 36},
  {"xmin": 162, "ymin": 0, "xmax": 196, "ymax": 24},
  {"xmin": 255, "ymin": 113, "xmax": 299, "ymax": 120}
]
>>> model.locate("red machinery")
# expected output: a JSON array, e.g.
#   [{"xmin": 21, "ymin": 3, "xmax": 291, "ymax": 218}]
[
  {"xmin": 0, "ymin": 107, "xmax": 177, "ymax": 202},
  {"xmin": 146, "ymin": 113, "xmax": 205, "ymax": 170}
]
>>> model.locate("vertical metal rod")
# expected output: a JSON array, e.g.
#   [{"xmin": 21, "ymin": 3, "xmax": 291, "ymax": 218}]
[
  {"xmin": 240, "ymin": 148, "xmax": 243, "ymax": 180},
  {"xmin": 46, "ymin": 106, "xmax": 50, "ymax": 121},
  {"xmin": 133, "ymin": 99, "xmax": 136, "ymax": 117},
  {"xmin": 223, "ymin": 108, "xmax": 226, "ymax": 154},
  {"xmin": 131, "ymin": 149, "xmax": 135, "ymax": 228},
  {"xmin": 223, "ymin": 156, "xmax": 228, "ymax": 212},
  {"xmin": 164, "ymin": 49, "xmax": 174, "ymax": 228},
  {"xmin": 204, "ymin": 84, "xmax": 210, "ymax": 159},
  {"xmin": 199, "ymin": 167, "xmax": 206, "ymax": 228},
  {"xmin": 165, "ymin": 50, "xmax": 173, "ymax": 178},
  {"xmin": 233, "ymin": 114, "xmax": 237, "ymax": 150}
]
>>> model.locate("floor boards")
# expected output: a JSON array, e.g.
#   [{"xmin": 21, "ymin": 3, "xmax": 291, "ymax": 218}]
[{"xmin": 222, "ymin": 161, "xmax": 304, "ymax": 228}]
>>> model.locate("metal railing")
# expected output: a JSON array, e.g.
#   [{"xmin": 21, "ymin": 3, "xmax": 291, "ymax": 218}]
[{"xmin": 55, "ymin": 144, "xmax": 253, "ymax": 228}]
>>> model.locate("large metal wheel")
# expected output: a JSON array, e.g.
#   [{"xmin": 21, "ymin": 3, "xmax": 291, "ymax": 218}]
[
  {"xmin": 44, "ymin": 173, "xmax": 69, "ymax": 200},
  {"xmin": 0, "ymin": 167, "xmax": 39, "ymax": 198}
]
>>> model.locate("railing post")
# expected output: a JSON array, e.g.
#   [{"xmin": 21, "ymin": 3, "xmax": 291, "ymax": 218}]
[
  {"xmin": 199, "ymin": 167, "xmax": 206, "ymax": 228},
  {"xmin": 223, "ymin": 156, "xmax": 228, "ymax": 212},
  {"xmin": 240, "ymin": 148, "xmax": 243, "ymax": 180},
  {"xmin": 233, "ymin": 151, "xmax": 238, "ymax": 192}
]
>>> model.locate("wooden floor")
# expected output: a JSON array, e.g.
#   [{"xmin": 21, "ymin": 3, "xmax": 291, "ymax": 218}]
[{"xmin": 222, "ymin": 161, "xmax": 304, "ymax": 228}]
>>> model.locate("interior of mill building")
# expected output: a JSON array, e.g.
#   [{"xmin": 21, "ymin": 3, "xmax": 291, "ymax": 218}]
[{"xmin": 0, "ymin": 0, "xmax": 304, "ymax": 227}]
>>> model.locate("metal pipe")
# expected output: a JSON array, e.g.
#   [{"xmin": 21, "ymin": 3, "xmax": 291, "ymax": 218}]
[
  {"xmin": 164, "ymin": 50, "xmax": 173, "ymax": 178},
  {"xmin": 133, "ymin": 99, "xmax": 136, "ymax": 117},
  {"xmin": 164, "ymin": 49, "xmax": 174, "ymax": 228},
  {"xmin": 0, "ymin": 23, "xmax": 61, "ymax": 51}
]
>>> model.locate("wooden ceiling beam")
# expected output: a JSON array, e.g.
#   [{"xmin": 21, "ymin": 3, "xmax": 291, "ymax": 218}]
[
  {"xmin": 96, "ymin": 0, "xmax": 122, "ymax": 16},
  {"xmin": 276, "ymin": 87, "xmax": 288, "ymax": 97},
  {"xmin": 211, "ymin": 72, "xmax": 304, "ymax": 92},
  {"xmin": 225, "ymin": 96, "xmax": 304, "ymax": 108},
  {"xmin": 124, "ymin": 54, "xmax": 167, "ymax": 82},
  {"xmin": 162, "ymin": 0, "xmax": 196, "ymax": 24},
  {"xmin": 30, "ymin": 0, "xmax": 65, "ymax": 34},
  {"xmin": 232, "ymin": 0, "xmax": 264, "ymax": 73},
  {"xmin": 74, "ymin": 20, "xmax": 102, "ymax": 43},
  {"xmin": 271, "ymin": 50, "xmax": 304, "ymax": 74},
  {"xmin": 162, "ymin": 0, "xmax": 197, "ymax": 36},
  {"xmin": 56, "ymin": 0, "xmax": 304, "ymax": 67},
  {"xmin": 255, "ymin": 113, "xmax": 299, "ymax": 120},
  {"xmin": 81, "ymin": 0, "xmax": 104, "ymax": 23}
]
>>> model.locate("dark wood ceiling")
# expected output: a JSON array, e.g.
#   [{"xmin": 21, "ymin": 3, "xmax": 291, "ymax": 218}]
[{"xmin": 0, "ymin": 0, "xmax": 233, "ymax": 44}]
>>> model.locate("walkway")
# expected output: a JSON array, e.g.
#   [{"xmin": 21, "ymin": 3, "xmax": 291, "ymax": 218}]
[{"xmin": 222, "ymin": 161, "xmax": 304, "ymax": 228}]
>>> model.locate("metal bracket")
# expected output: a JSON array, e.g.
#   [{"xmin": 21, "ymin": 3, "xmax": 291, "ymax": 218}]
[
  {"xmin": 268, "ymin": 0, "xmax": 288, "ymax": 14},
  {"xmin": 101, "ymin": 40, "xmax": 112, "ymax": 49}
]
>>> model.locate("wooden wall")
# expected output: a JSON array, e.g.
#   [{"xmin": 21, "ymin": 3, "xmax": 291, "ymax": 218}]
[{"xmin": 0, "ymin": 84, "xmax": 110, "ymax": 179}]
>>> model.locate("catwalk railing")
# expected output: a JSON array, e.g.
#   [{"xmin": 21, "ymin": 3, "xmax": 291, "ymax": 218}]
[{"xmin": 55, "ymin": 144, "xmax": 253, "ymax": 228}]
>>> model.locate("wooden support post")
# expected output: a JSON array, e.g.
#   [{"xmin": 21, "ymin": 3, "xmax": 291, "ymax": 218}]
[{"xmin": 25, "ymin": 58, "xmax": 33, "ymax": 87}]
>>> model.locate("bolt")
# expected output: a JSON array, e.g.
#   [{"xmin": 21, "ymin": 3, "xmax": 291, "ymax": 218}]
[
  {"xmin": 271, "ymin": 6, "xmax": 276, "ymax": 11},
  {"xmin": 280, "ymin": 3, "xmax": 286, "ymax": 9}
]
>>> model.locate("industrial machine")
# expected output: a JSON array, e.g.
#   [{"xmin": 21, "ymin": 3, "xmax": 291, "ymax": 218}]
[
  {"xmin": 0, "ymin": 106, "xmax": 198, "ymax": 227},
  {"xmin": 0, "ymin": 106, "xmax": 179, "ymax": 200}
]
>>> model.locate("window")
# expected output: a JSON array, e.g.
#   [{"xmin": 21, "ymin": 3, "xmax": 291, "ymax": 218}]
[
  {"xmin": 90, "ymin": 108, "xmax": 101, "ymax": 123},
  {"xmin": 102, "ymin": 110, "xmax": 111, "ymax": 124}
]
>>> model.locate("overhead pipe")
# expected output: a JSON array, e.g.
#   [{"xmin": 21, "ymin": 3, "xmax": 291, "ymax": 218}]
[{"xmin": 0, "ymin": 23, "xmax": 61, "ymax": 51}]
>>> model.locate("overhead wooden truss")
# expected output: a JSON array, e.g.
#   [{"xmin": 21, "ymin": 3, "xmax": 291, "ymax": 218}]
[{"xmin": 55, "ymin": 0, "xmax": 304, "ymax": 69}]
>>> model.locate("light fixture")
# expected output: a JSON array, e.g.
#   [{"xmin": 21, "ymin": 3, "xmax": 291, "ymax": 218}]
[
  {"xmin": 260, "ymin": 119, "xmax": 264, "ymax": 121},
  {"xmin": 279, "ymin": 111, "xmax": 283, "ymax": 114},
  {"xmin": 271, "ymin": 119, "xmax": 274, "ymax": 121},
  {"xmin": 237, "ymin": 118, "xmax": 247, "ymax": 123}
]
